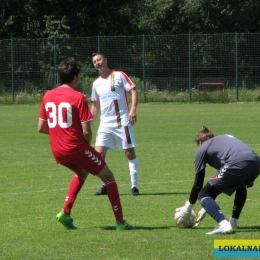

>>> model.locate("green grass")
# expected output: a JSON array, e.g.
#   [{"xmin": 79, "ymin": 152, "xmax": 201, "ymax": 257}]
[
  {"xmin": 1, "ymin": 103, "xmax": 260, "ymax": 260},
  {"xmin": 2, "ymin": 87, "xmax": 260, "ymax": 104}
]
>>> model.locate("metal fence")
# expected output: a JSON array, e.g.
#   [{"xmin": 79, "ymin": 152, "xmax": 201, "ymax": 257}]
[{"xmin": 1, "ymin": 33, "xmax": 260, "ymax": 102}]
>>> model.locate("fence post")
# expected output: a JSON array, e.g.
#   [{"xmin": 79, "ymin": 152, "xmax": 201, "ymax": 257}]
[
  {"xmin": 142, "ymin": 34, "xmax": 146, "ymax": 102},
  {"xmin": 96, "ymin": 36, "xmax": 101, "ymax": 78},
  {"xmin": 54, "ymin": 38, "xmax": 58, "ymax": 86},
  {"xmin": 235, "ymin": 32, "xmax": 238, "ymax": 101},
  {"xmin": 188, "ymin": 33, "xmax": 191, "ymax": 101},
  {"xmin": 11, "ymin": 38, "xmax": 14, "ymax": 103},
  {"xmin": 98, "ymin": 35, "xmax": 100, "ymax": 52}
]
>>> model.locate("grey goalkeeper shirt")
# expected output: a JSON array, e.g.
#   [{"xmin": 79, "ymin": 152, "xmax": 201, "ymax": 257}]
[{"xmin": 194, "ymin": 135, "xmax": 258, "ymax": 174}]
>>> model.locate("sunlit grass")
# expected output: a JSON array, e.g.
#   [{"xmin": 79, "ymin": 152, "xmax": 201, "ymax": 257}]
[{"xmin": 0, "ymin": 103, "xmax": 260, "ymax": 260}]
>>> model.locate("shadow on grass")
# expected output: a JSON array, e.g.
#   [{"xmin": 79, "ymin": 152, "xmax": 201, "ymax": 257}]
[
  {"xmin": 119, "ymin": 192, "xmax": 190, "ymax": 196},
  {"xmin": 102, "ymin": 226, "xmax": 173, "ymax": 231},
  {"xmin": 234, "ymin": 226, "xmax": 260, "ymax": 232},
  {"xmin": 195, "ymin": 226, "xmax": 260, "ymax": 232}
]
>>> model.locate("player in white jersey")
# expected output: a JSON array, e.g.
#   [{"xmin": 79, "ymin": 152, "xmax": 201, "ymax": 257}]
[{"xmin": 90, "ymin": 53, "xmax": 139, "ymax": 196}]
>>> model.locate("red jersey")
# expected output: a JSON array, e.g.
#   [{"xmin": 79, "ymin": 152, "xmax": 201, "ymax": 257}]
[{"xmin": 39, "ymin": 86, "xmax": 93, "ymax": 160}]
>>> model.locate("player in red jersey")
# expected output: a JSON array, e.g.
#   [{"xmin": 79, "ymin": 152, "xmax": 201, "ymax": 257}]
[{"xmin": 38, "ymin": 57, "xmax": 134, "ymax": 231}]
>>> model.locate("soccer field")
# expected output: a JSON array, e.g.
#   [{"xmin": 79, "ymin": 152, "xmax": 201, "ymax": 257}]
[{"xmin": 1, "ymin": 103, "xmax": 260, "ymax": 260}]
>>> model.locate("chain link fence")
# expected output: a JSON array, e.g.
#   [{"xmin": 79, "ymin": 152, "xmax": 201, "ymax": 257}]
[{"xmin": 1, "ymin": 33, "xmax": 260, "ymax": 103}]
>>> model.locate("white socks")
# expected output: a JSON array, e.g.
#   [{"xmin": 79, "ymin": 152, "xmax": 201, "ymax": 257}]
[{"xmin": 129, "ymin": 158, "xmax": 139, "ymax": 189}]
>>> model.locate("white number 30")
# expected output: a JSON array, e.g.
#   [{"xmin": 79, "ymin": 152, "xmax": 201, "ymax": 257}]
[{"xmin": 45, "ymin": 102, "xmax": 72, "ymax": 128}]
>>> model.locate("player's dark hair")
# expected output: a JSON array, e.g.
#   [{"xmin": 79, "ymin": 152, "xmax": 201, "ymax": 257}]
[
  {"xmin": 92, "ymin": 53, "xmax": 106, "ymax": 59},
  {"xmin": 194, "ymin": 126, "xmax": 214, "ymax": 144},
  {"xmin": 58, "ymin": 57, "xmax": 82, "ymax": 84}
]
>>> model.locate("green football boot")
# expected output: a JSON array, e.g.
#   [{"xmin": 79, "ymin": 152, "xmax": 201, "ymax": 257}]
[
  {"xmin": 56, "ymin": 210, "xmax": 77, "ymax": 230},
  {"xmin": 116, "ymin": 220, "xmax": 135, "ymax": 231}
]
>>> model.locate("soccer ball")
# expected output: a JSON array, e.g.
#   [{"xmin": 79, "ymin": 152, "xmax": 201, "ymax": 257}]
[{"xmin": 174, "ymin": 210, "xmax": 197, "ymax": 228}]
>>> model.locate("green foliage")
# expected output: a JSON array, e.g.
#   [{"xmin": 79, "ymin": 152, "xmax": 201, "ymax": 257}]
[
  {"xmin": 79, "ymin": 76, "xmax": 96, "ymax": 97},
  {"xmin": 43, "ymin": 15, "xmax": 70, "ymax": 39},
  {"xmin": 43, "ymin": 71, "xmax": 56, "ymax": 89},
  {"xmin": 129, "ymin": 76, "xmax": 143, "ymax": 91},
  {"xmin": 14, "ymin": 92, "xmax": 43, "ymax": 104},
  {"xmin": 1, "ymin": 103, "xmax": 260, "ymax": 259},
  {"xmin": 1, "ymin": 0, "xmax": 260, "ymax": 38},
  {"xmin": 4, "ymin": 85, "xmax": 260, "ymax": 104},
  {"xmin": 0, "ymin": 93, "xmax": 13, "ymax": 104},
  {"xmin": 1, "ymin": 34, "xmax": 260, "ymax": 101},
  {"xmin": 253, "ymin": 89, "xmax": 260, "ymax": 101},
  {"xmin": 0, "ymin": 81, "xmax": 5, "ymax": 93}
]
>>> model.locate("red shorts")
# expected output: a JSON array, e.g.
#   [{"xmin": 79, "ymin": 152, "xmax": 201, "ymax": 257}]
[{"xmin": 55, "ymin": 143, "xmax": 106, "ymax": 175}]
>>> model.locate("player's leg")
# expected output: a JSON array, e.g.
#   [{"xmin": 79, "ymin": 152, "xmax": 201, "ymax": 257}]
[
  {"xmin": 96, "ymin": 164, "xmax": 134, "ymax": 230},
  {"xmin": 124, "ymin": 147, "xmax": 139, "ymax": 196},
  {"xmin": 94, "ymin": 129, "xmax": 115, "ymax": 195},
  {"xmin": 94, "ymin": 146, "xmax": 109, "ymax": 195},
  {"xmin": 96, "ymin": 165, "xmax": 122, "ymax": 221},
  {"xmin": 229, "ymin": 160, "xmax": 260, "ymax": 229},
  {"xmin": 229, "ymin": 186, "xmax": 247, "ymax": 229},
  {"xmin": 56, "ymin": 164, "xmax": 89, "ymax": 229},
  {"xmin": 198, "ymin": 183, "xmax": 233, "ymax": 235},
  {"xmin": 82, "ymin": 143, "xmax": 134, "ymax": 230},
  {"xmin": 116, "ymin": 125, "xmax": 139, "ymax": 195},
  {"xmin": 64, "ymin": 170, "xmax": 89, "ymax": 215}
]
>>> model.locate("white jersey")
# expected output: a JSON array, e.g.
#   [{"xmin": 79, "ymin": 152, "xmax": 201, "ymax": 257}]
[{"xmin": 91, "ymin": 70, "xmax": 135, "ymax": 128}]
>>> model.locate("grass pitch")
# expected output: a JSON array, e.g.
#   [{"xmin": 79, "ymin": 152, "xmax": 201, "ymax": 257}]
[{"xmin": 1, "ymin": 103, "xmax": 260, "ymax": 260}]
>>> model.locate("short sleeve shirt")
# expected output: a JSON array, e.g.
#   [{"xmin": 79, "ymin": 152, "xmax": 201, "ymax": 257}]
[
  {"xmin": 39, "ymin": 86, "xmax": 93, "ymax": 158},
  {"xmin": 91, "ymin": 70, "xmax": 135, "ymax": 128},
  {"xmin": 194, "ymin": 135, "xmax": 257, "ymax": 173}
]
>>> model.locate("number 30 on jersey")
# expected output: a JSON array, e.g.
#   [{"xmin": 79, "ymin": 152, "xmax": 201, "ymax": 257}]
[{"xmin": 45, "ymin": 102, "xmax": 72, "ymax": 128}]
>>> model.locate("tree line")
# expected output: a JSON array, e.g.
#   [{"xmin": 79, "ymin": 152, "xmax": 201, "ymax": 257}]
[{"xmin": 0, "ymin": 0, "xmax": 260, "ymax": 39}]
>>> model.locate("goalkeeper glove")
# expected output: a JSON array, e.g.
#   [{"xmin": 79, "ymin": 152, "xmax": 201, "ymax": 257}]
[
  {"xmin": 175, "ymin": 201, "xmax": 193, "ymax": 212},
  {"xmin": 194, "ymin": 207, "xmax": 207, "ymax": 227},
  {"xmin": 175, "ymin": 201, "xmax": 193, "ymax": 225}
]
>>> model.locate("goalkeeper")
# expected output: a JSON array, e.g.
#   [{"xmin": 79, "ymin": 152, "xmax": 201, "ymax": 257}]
[{"xmin": 176, "ymin": 126, "xmax": 260, "ymax": 235}]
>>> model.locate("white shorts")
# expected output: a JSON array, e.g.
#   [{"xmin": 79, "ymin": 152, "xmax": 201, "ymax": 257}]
[{"xmin": 95, "ymin": 125, "xmax": 137, "ymax": 150}]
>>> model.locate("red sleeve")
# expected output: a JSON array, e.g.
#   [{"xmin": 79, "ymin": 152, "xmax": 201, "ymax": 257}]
[
  {"xmin": 39, "ymin": 95, "xmax": 47, "ymax": 120},
  {"xmin": 78, "ymin": 94, "xmax": 93, "ymax": 123}
]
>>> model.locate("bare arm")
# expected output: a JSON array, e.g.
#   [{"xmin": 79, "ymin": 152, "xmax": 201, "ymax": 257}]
[
  {"xmin": 128, "ymin": 87, "xmax": 138, "ymax": 125},
  {"xmin": 90, "ymin": 100, "xmax": 100, "ymax": 126},
  {"xmin": 38, "ymin": 119, "xmax": 49, "ymax": 134},
  {"xmin": 82, "ymin": 121, "xmax": 92, "ymax": 144}
]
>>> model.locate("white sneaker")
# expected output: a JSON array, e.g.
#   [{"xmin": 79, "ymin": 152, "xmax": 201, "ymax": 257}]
[
  {"xmin": 229, "ymin": 217, "xmax": 238, "ymax": 229},
  {"xmin": 206, "ymin": 221, "xmax": 233, "ymax": 235}
]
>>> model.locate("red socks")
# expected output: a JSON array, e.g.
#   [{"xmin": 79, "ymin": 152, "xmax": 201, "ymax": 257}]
[
  {"xmin": 62, "ymin": 176, "xmax": 123, "ymax": 224},
  {"xmin": 105, "ymin": 180, "xmax": 124, "ymax": 223},
  {"xmin": 63, "ymin": 175, "xmax": 85, "ymax": 215}
]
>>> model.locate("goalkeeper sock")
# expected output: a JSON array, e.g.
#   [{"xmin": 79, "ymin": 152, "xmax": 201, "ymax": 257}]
[
  {"xmin": 105, "ymin": 180, "xmax": 124, "ymax": 223},
  {"xmin": 200, "ymin": 196, "xmax": 226, "ymax": 223},
  {"xmin": 63, "ymin": 175, "xmax": 85, "ymax": 215},
  {"xmin": 232, "ymin": 186, "xmax": 247, "ymax": 219}
]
